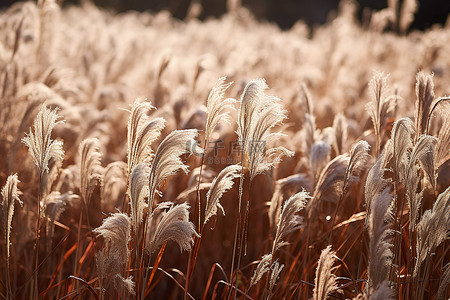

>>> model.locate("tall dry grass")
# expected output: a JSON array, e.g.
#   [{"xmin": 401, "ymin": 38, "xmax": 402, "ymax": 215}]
[{"xmin": 0, "ymin": 0, "xmax": 449, "ymax": 299}]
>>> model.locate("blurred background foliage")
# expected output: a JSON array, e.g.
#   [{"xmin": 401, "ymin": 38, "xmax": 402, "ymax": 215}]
[{"xmin": 1, "ymin": 0, "xmax": 449, "ymax": 30}]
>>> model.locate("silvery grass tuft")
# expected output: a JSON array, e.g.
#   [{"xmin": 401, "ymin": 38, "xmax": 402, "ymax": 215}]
[
  {"xmin": 22, "ymin": 104, "xmax": 64, "ymax": 176},
  {"xmin": 22, "ymin": 104, "xmax": 64, "ymax": 297},
  {"xmin": 250, "ymin": 191, "xmax": 309, "ymax": 293},
  {"xmin": 148, "ymin": 129, "xmax": 203, "ymax": 209},
  {"xmin": 365, "ymin": 71, "xmax": 394, "ymax": 157},
  {"xmin": 313, "ymin": 245, "xmax": 341, "ymax": 300},
  {"xmin": 146, "ymin": 202, "xmax": 198, "ymax": 254},
  {"xmin": 272, "ymin": 191, "xmax": 309, "ymax": 254},
  {"xmin": 78, "ymin": 137, "xmax": 102, "ymax": 204},
  {"xmin": 414, "ymin": 186, "xmax": 450, "ymax": 277},
  {"xmin": 94, "ymin": 212, "xmax": 134, "ymax": 297},
  {"xmin": 204, "ymin": 76, "xmax": 235, "ymax": 144},
  {"xmin": 203, "ymin": 164, "xmax": 240, "ymax": 225},
  {"xmin": 128, "ymin": 163, "xmax": 149, "ymax": 233},
  {"xmin": 1, "ymin": 174, "xmax": 22, "ymax": 299},
  {"xmin": 367, "ymin": 188, "xmax": 394, "ymax": 297},
  {"xmin": 43, "ymin": 191, "xmax": 79, "ymax": 250},
  {"xmin": 126, "ymin": 99, "xmax": 166, "ymax": 176}
]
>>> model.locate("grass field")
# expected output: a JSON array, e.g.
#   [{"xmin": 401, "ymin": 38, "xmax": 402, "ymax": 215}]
[{"xmin": 0, "ymin": 0, "xmax": 449, "ymax": 299}]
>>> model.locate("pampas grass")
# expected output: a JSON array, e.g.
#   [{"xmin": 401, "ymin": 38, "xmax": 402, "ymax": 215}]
[{"xmin": 1, "ymin": 1, "xmax": 449, "ymax": 299}]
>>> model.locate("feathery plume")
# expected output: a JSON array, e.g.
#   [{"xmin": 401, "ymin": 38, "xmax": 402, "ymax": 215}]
[
  {"xmin": 365, "ymin": 71, "xmax": 394, "ymax": 156},
  {"xmin": 310, "ymin": 141, "xmax": 331, "ymax": 183},
  {"xmin": 205, "ymin": 76, "xmax": 235, "ymax": 142},
  {"xmin": 128, "ymin": 163, "xmax": 149, "ymax": 232},
  {"xmin": 399, "ymin": 0, "xmax": 417, "ymax": 34},
  {"xmin": 405, "ymin": 164, "xmax": 422, "ymax": 231},
  {"xmin": 249, "ymin": 254, "xmax": 272, "ymax": 288},
  {"xmin": 146, "ymin": 202, "xmax": 198, "ymax": 254},
  {"xmin": 204, "ymin": 164, "xmax": 240, "ymax": 225},
  {"xmin": 43, "ymin": 191, "xmax": 79, "ymax": 249},
  {"xmin": 268, "ymin": 260, "xmax": 284, "ymax": 296},
  {"xmin": 269, "ymin": 173, "xmax": 311, "ymax": 230},
  {"xmin": 311, "ymin": 155, "xmax": 349, "ymax": 211},
  {"xmin": 414, "ymin": 186, "xmax": 450, "ymax": 276},
  {"xmin": 1, "ymin": 174, "xmax": 22, "ymax": 262},
  {"xmin": 94, "ymin": 213, "xmax": 131, "ymax": 264},
  {"xmin": 414, "ymin": 72, "xmax": 434, "ymax": 138},
  {"xmin": 409, "ymin": 134, "xmax": 437, "ymax": 191},
  {"xmin": 272, "ymin": 191, "xmax": 309, "ymax": 253},
  {"xmin": 127, "ymin": 99, "xmax": 166, "ymax": 175},
  {"xmin": 343, "ymin": 140, "xmax": 371, "ymax": 192},
  {"xmin": 313, "ymin": 245, "xmax": 340, "ymax": 300},
  {"xmin": 367, "ymin": 188, "xmax": 394, "ymax": 292},
  {"xmin": 148, "ymin": 129, "xmax": 203, "ymax": 208},
  {"xmin": 332, "ymin": 113, "xmax": 347, "ymax": 155},
  {"xmin": 391, "ymin": 117, "xmax": 414, "ymax": 182},
  {"xmin": 101, "ymin": 161, "xmax": 127, "ymax": 212},
  {"xmin": 236, "ymin": 79, "xmax": 293, "ymax": 180},
  {"xmin": 365, "ymin": 145, "xmax": 391, "ymax": 220},
  {"xmin": 22, "ymin": 104, "xmax": 64, "ymax": 175},
  {"xmin": 370, "ymin": 281, "xmax": 394, "ymax": 300},
  {"xmin": 94, "ymin": 213, "xmax": 134, "ymax": 296},
  {"xmin": 435, "ymin": 116, "xmax": 450, "ymax": 168},
  {"xmin": 78, "ymin": 138, "xmax": 102, "ymax": 203}
]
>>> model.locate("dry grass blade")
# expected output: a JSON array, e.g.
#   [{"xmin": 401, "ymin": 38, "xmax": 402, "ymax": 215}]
[
  {"xmin": 22, "ymin": 104, "xmax": 64, "ymax": 175},
  {"xmin": 313, "ymin": 245, "xmax": 340, "ymax": 300},
  {"xmin": 204, "ymin": 164, "xmax": 240, "ymax": 225},
  {"xmin": 146, "ymin": 202, "xmax": 198, "ymax": 254}
]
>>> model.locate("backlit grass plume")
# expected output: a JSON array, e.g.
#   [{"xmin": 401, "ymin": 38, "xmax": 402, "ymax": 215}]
[
  {"xmin": 414, "ymin": 186, "xmax": 450, "ymax": 276},
  {"xmin": 78, "ymin": 137, "xmax": 102, "ymax": 203},
  {"xmin": 365, "ymin": 72, "xmax": 394, "ymax": 156},
  {"xmin": 204, "ymin": 164, "xmax": 240, "ymax": 225},
  {"xmin": 94, "ymin": 212, "xmax": 134, "ymax": 297},
  {"xmin": 148, "ymin": 129, "xmax": 203, "ymax": 208},
  {"xmin": 204, "ymin": 76, "xmax": 235, "ymax": 143},
  {"xmin": 1, "ymin": 174, "xmax": 22, "ymax": 299},
  {"xmin": 127, "ymin": 99, "xmax": 166, "ymax": 175},
  {"xmin": 313, "ymin": 245, "xmax": 340, "ymax": 300},
  {"xmin": 22, "ymin": 104, "xmax": 64, "ymax": 176},
  {"xmin": 367, "ymin": 188, "xmax": 394, "ymax": 296},
  {"xmin": 146, "ymin": 202, "xmax": 198, "ymax": 254},
  {"xmin": 272, "ymin": 191, "xmax": 309, "ymax": 253},
  {"xmin": 128, "ymin": 163, "xmax": 149, "ymax": 233}
]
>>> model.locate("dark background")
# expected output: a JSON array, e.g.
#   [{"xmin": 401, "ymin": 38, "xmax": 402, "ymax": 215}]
[{"xmin": 1, "ymin": 0, "xmax": 449, "ymax": 30}]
